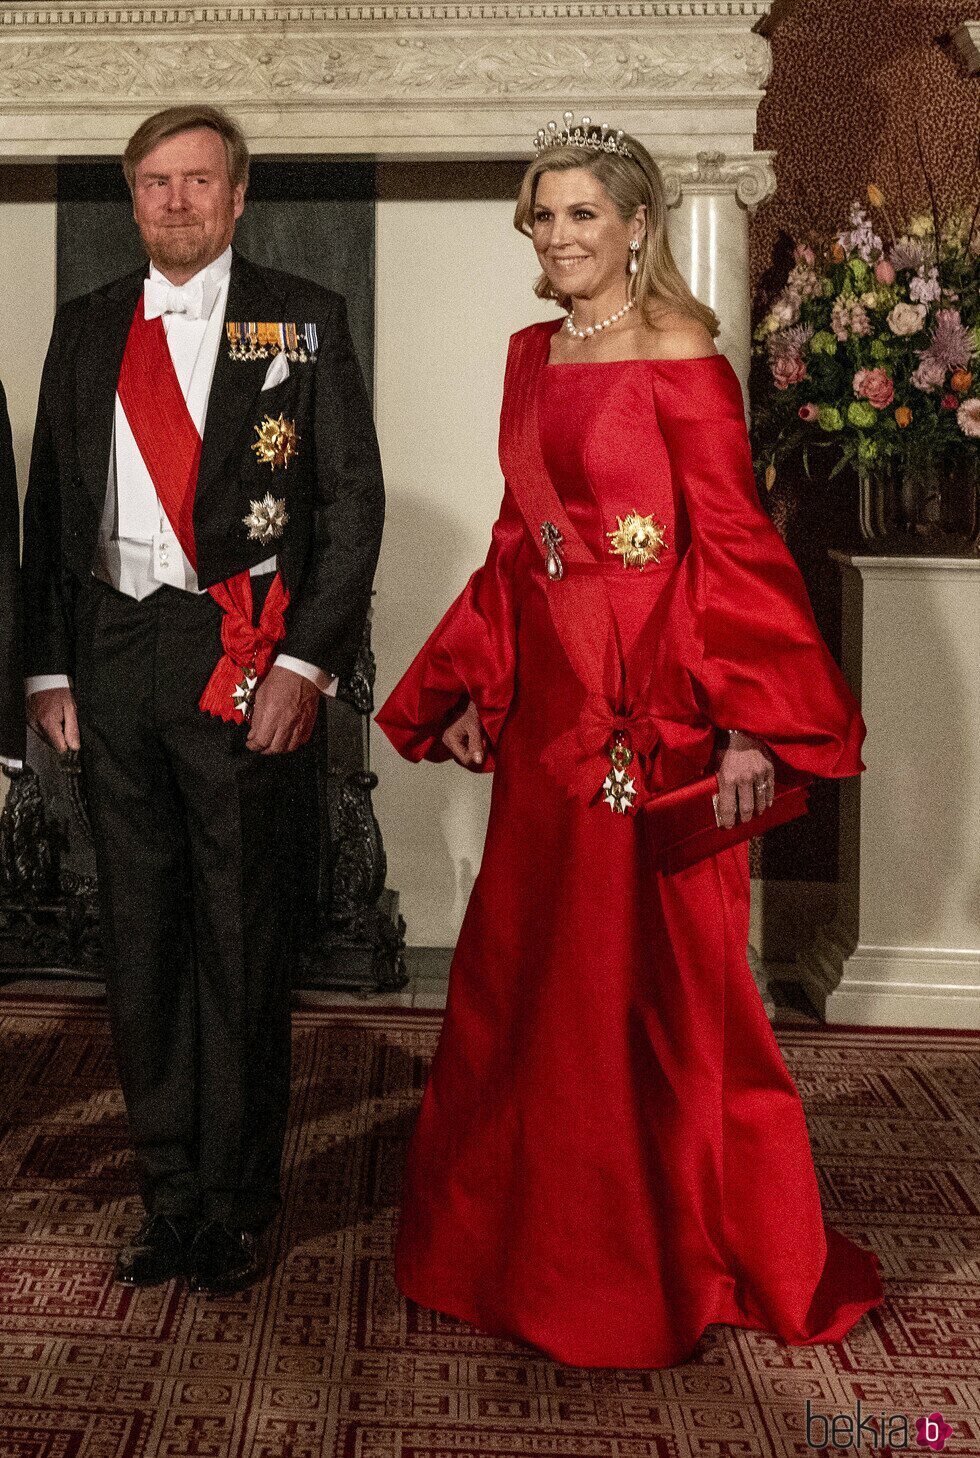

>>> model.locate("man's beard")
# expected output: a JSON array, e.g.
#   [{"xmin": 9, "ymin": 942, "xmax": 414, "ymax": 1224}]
[{"xmin": 142, "ymin": 220, "xmax": 210, "ymax": 273}]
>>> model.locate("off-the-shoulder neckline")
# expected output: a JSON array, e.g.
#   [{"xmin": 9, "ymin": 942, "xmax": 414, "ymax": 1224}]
[
  {"xmin": 542, "ymin": 354, "xmax": 725, "ymax": 368},
  {"xmin": 537, "ymin": 315, "xmax": 725, "ymax": 368}
]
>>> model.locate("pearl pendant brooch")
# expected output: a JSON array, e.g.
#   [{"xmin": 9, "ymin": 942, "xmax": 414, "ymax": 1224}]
[{"xmin": 540, "ymin": 520, "xmax": 565, "ymax": 580}]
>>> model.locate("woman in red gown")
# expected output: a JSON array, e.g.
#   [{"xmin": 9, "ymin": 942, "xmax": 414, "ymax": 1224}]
[{"xmin": 375, "ymin": 119, "xmax": 883, "ymax": 1369}]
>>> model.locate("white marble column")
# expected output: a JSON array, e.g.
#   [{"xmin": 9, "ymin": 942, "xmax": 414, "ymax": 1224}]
[
  {"xmin": 799, "ymin": 555, "xmax": 980, "ymax": 1030},
  {"xmin": 663, "ymin": 151, "xmax": 776, "ymax": 396}
]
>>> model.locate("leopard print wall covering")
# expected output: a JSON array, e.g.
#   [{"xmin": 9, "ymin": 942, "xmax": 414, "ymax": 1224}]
[
  {"xmin": 747, "ymin": 0, "xmax": 979, "ymax": 888},
  {"xmin": 752, "ymin": 0, "xmax": 980, "ymax": 295}
]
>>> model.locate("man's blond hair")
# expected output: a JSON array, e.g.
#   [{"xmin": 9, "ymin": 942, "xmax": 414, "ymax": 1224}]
[{"xmin": 123, "ymin": 105, "xmax": 250, "ymax": 192}]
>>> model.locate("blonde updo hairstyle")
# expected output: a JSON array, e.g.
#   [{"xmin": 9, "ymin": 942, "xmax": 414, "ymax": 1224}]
[{"xmin": 513, "ymin": 130, "xmax": 719, "ymax": 339}]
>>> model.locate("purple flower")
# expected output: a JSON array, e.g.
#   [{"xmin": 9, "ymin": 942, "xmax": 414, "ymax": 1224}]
[
  {"xmin": 920, "ymin": 308, "xmax": 974, "ymax": 373},
  {"xmin": 911, "ymin": 356, "xmax": 947, "ymax": 392},
  {"xmin": 768, "ymin": 324, "xmax": 812, "ymax": 364},
  {"xmin": 910, "ymin": 267, "xmax": 941, "ymax": 304},
  {"xmin": 837, "ymin": 203, "xmax": 883, "ymax": 263},
  {"xmin": 889, "ymin": 237, "xmax": 926, "ymax": 272}
]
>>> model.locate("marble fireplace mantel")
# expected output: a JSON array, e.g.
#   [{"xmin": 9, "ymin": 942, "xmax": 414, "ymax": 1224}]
[
  {"xmin": 0, "ymin": 0, "xmax": 795, "ymax": 387},
  {"xmin": 0, "ymin": 1, "xmax": 786, "ymax": 170}
]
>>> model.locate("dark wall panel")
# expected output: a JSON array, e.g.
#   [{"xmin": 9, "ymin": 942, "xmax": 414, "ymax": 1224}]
[{"xmin": 56, "ymin": 160, "xmax": 375, "ymax": 393}]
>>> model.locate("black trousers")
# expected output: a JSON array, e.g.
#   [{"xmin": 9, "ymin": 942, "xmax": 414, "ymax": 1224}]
[{"xmin": 75, "ymin": 576, "xmax": 301, "ymax": 1231}]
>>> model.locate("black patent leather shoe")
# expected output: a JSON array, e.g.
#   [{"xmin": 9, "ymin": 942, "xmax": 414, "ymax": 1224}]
[
  {"xmin": 115, "ymin": 1213, "xmax": 192, "ymax": 1287},
  {"xmin": 187, "ymin": 1221, "xmax": 263, "ymax": 1295}
]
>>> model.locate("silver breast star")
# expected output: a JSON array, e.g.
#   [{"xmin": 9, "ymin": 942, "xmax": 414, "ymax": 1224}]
[{"xmin": 243, "ymin": 493, "xmax": 289, "ymax": 543}]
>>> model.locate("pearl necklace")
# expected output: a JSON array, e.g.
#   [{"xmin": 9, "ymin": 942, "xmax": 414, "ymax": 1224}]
[{"xmin": 564, "ymin": 298, "xmax": 634, "ymax": 340}]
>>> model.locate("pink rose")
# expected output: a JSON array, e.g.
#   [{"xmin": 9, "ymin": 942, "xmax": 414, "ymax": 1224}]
[
  {"xmin": 853, "ymin": 367, "xmax": 895, "ymax": 410},
  {"xmin": 794, "ymin": 243, "xmax": 816, "ymax": 267},
  {"xmin": 874, "ymin": 259, "xmax": 896, "ymax": 285},
  {"xmin": 772, "ymin": 354, "xmax": 807, "ymax": 390},
  {"xmin": 957, "ymin": 398, "xmax": 980, "ymax": 438},
  {"xmin": 798, "ymin": 403, "xmax": 819, "ymax": 422},
  {"xmin": 911, "ymin": 356, "xmax": 946, "ymax": 392}
]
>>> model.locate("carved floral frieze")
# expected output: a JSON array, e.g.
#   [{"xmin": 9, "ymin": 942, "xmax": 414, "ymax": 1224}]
[
  {"xmin": 0, "ymin": 0, "xmax": 780, "ymax": 190},
  {"xmin": 0, "ymin": 33, "xmax": 773, "ymax": 103}
]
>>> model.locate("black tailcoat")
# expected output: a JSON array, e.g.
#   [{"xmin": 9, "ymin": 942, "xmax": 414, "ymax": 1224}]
[{"xmin": 23, "ymin": 249, "xmax": 384, "ymax": 682}]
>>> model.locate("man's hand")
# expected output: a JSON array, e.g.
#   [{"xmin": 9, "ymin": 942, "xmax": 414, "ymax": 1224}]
[
  {"xmin": 27, "ymin": 686, "xmax": 81, "ymax": 754},
  {"xmin": 246, "ymin": 664, "xmax": 320, "ymax": 754},
  {"xmin": 715, "ymin": 730, "xmax": 775, "ymax": 829},
  {"xmin": 442, "ymin": 700, "xmax": 486, "ymax": 769}
]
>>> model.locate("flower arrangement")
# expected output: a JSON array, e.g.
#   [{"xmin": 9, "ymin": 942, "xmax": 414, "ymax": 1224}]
[{"xmin": 752, "ymin": 188, "xmax": 980, "ymax": 489}]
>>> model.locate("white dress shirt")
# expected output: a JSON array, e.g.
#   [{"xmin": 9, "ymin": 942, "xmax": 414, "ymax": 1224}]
[{"xmin": 27, "ymin": 246, "xmax": 335, "ymax": 700}]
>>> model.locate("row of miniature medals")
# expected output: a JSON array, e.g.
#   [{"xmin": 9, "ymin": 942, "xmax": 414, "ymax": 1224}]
[
  {"xmin": 541, "ymin": 513, "xmax": 668, "ymax": 819},
  {"xmin": 226, "ymin": 321, "xmax": 319, "ymax": 362}
]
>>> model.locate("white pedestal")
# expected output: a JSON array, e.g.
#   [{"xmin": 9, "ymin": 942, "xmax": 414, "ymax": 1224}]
[{"xmin": 799, "ymin": 554, "xmax": 980, "ymax": 1029}]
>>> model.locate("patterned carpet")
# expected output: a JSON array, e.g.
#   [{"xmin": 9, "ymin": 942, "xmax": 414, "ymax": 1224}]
[{"xmin": 1, "ymin": 994, "xmax": 978, "ymax": 1458}]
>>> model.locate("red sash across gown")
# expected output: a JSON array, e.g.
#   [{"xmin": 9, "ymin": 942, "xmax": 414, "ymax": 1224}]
[{"xmin": 375, "ymin": 320, "xmax": 883, "ymax": 1369}]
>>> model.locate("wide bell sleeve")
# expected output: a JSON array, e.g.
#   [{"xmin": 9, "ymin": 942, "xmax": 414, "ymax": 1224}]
[
  {"xmin": 649, "ymin": 357, "xmax": 865, "ymax": 780},
  {"xmin": 375, "ymin": 484, "xmax": 528, "ymax": 768}
]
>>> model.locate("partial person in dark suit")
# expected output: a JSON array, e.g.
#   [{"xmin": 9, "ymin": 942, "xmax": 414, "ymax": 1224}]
[
  {"xmin": 22, "ymin": 105, "xmax": 384, "ymax": 1292},
  {"xmin": 0, "ymin": 381, "xmax": 24, "ymax": 771}
]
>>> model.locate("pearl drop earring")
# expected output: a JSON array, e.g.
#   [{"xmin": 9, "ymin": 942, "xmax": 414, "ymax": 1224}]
[{"xmin": 629, "ymin": 239, "xmax": 640, "ymax": 275}]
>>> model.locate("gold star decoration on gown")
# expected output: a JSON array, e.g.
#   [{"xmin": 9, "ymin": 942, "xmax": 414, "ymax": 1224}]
[
  {"xmin": 242, "ymin": 492, "xmax": 289, "ymax": 543},
  {"xmin": 607, "ymin": 512, "xmax": 667, "ymax": 569},
  {"xmin": 251, "ymin": 413, "xmax": 300, "ymax": 471}
]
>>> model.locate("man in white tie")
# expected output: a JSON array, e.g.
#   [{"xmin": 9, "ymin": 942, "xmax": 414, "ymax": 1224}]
[{"xmin": 22, "ymin": 106, "xmax": 384, "ymax": 1292}]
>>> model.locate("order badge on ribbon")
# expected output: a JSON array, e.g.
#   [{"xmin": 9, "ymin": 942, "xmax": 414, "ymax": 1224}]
[{"xmin": 601, "ymin": 731, "xmax": 638, "ymax": 814}]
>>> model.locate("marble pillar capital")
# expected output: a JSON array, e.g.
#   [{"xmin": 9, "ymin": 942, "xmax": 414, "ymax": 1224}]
[
  {"xmin": 660, "ymin": 150, "xmax": 777, "ymax": 211},
  {"xmin": 952, "ymin": 21, "xmax": 980, "ymax": 75}
]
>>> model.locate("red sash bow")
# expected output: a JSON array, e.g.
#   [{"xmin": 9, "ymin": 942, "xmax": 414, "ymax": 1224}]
[
  {"xmin": 116, "ymin": 297, "xmax": 290, "ymax": 723},
  {"xmin": 540, "ymin": 695, "xmax": 661, "ymax": 808}
]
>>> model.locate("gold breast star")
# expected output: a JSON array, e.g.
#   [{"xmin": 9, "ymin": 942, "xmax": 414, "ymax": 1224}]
[
  {"xmin": 607, "ymin": 512, "xmax": 667, "ymax": 569},
  {"xmin": 252, "ymin": 413, "xmax": 300, "ymax": 471},
  {"xmin": 243, "ymin": 492, "xmax": 289, "ymax": 544}
]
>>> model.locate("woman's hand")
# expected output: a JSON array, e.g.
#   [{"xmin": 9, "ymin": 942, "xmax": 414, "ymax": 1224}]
[
  {"xmin": 715, "ymin": 730, "xmax": 775, "ymax": 828},
  {"xmin": 442, "ymin": 700, "xmax": 487, "ymax": 769}
]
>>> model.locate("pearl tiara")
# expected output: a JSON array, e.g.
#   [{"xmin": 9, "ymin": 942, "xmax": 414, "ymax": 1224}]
[{"xmin": 534, "ymin": 113, "xmax": 632, "ymax": 159}]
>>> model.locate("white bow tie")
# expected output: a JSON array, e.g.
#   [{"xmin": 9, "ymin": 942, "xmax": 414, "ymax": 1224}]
[{"xmin": 144, "ymin": 276, "xmax": 207, "ymax": 321}]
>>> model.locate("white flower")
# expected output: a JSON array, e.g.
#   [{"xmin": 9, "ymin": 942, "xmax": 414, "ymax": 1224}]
[{"xmin": 887, "ymin": 302, "xmax": 927, "ymax": 337}]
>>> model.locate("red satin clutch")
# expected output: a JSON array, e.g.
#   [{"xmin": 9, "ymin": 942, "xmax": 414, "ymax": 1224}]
[{"xmin": 644, "ymin": 773, "xmax": 810, "ymax": 874}]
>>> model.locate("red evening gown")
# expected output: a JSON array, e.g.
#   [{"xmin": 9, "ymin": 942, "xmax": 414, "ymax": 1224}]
[{"xmin": 375, "ymin": 319, "xmax": 883, "ymax": 1369}]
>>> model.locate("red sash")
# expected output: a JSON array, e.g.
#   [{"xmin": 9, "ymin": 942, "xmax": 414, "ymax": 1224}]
[
  {"xmin": 496, "ymin": 321, "xmax": 715, "ymax": 808},
  {"xmin": 116, "ymin": 297, "xmax": 290, "ymax": 722}
]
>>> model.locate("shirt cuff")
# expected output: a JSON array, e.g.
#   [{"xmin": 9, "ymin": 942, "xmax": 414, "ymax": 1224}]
[
  {"xmin": 26, "ymin": 674, "xmax": 73, "ymax": 697},
  {"xmin": 0, "ymin": 756, "xmax": 23, "ymax": 771},
  {"xmin": 274, "ymin": 655, "xmax": 338, "ymax": 698}
]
